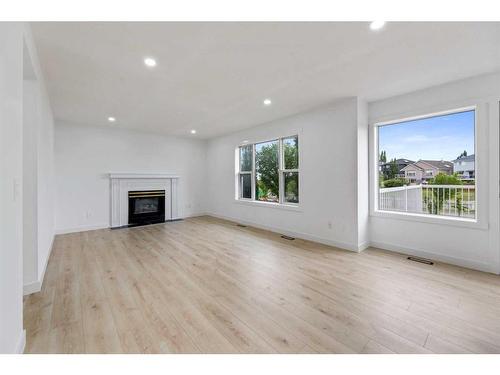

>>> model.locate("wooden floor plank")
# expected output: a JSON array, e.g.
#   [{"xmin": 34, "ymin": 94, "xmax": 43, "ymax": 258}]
[{"xmin": 24, "ymin": 216, "xmax": 500, "ymax": 354}]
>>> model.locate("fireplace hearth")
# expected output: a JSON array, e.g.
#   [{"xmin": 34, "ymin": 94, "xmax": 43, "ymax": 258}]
[{"xmin": 128, "ymin": 190, "xmax": 165, "ymax": 226}]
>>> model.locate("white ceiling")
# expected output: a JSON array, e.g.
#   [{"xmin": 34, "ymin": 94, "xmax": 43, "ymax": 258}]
[{"xmin": 32, "ymin": 22, "xmax": 500, "ymax": 138}]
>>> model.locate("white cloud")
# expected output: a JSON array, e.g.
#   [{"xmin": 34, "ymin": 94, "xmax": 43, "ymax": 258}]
[{"xmin": 403, "ymin": 134, "xmax": 431, "ymax": 143}]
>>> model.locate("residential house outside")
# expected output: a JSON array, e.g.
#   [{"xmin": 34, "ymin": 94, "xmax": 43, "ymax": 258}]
[
  {"xmin": 379, "ymin": 158, "xmax": 414, "ymax": 179},
  {"xmin": 401, "ymin": 160, "xmax": 453, "ymax": 184},
  {"xmin": 453, "ymin": 154, "xmax": 475, "ymax": 181}
]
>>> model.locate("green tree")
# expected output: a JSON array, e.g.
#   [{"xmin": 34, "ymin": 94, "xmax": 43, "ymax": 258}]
[
  {"xmin": 284, "ymin": 172, "xmax": 298, "ymax": 203},
  {"xmin": 283, "ymin": 137, "xmax": 299, "ymax": 202},
  {"xmin": 425, "ymin": 173, "xmax": 465, "ymax": 215},
  {"xmin": 255, "ymin": 142, "xmax": 279, "ymax": 201},
  {"xmin": 379, "ymin": 150, "xmax": 387, "ymax": 163},
  {"xmin": 382, "ymin": 158, "xmax": 399, "ymax": 179},
  {"xmin": 387, "ymin": 158, "xmax": 398, "ymax": 179},
  {"xmin": 457, "ymin": 150, "xmax": 468, "ymax": 159},
  {"xmin": 283, "ymin": 137, "xmax": 298, "ymax": 169},
  {"xmin": 383, "ymin": 178, "xmax": 407, "ymax": 188}
]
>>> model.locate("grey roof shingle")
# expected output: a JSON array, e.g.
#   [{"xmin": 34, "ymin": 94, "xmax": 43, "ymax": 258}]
[
  {"xmin": 452, "ymin": 154, "xmax": 475, "ymax": 163},
  {"xmin": 419, "ymin": 160, "xmax": 454, "ymax": 170}
]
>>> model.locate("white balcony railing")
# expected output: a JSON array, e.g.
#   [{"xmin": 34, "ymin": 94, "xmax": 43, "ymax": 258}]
[{"xmin": 379, "ymin": 184, "xmax": 476, "ymax": 219}]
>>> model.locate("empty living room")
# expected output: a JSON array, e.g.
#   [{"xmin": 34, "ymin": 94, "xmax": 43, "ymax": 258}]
[{"xmin": 2, "ymin": 1, "xmax": 500, "ymax": 372}]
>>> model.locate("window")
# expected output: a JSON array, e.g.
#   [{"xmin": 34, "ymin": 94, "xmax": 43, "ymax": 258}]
[
  {"xmin": 282, "ymin": 136, "xmax": 299, "ymax": 203},
  {"xmin": 237, "ymin": 135, "xmax": 299, "ymax": 205},
  {"xmin": 375, "ymin": 108, "xmax": 476, "ymax": 220},
  {"xmin": 255, "ymin": 140, "xmax": 279, "ymax": 202},
  {"xmin": 238, "ymin": 145, "xmax": 253, "ymax": 199}
]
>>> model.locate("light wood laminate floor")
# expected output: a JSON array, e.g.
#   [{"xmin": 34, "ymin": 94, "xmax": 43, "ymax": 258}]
[{"xmin": 24, "ymin": 216, "xmax": 500, "ymax": 353}]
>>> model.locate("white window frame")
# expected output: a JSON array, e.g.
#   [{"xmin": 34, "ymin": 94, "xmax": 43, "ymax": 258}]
[
  {"xmin": 235, "ymin": 134, "xmax": 300, "ymax": 210},
  {"xmin": 280, "ymin": 136, "xmax": 300, "ymax": 204},
  {"xmin": 370, "ymin": 104, "xmax": 487, "ymax": 229},
  {"xmin": 237, "ymin": 144, "xmax": 253, "ymax": 201}
]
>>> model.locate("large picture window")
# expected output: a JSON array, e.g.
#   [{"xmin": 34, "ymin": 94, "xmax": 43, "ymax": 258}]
[
  {"xmin": 374, "ymin": 108, "xmax": 476, "ymax": 221},
  {"xmin": 237, "ymin": 135, "xmax": 299, "ymax": 205}
]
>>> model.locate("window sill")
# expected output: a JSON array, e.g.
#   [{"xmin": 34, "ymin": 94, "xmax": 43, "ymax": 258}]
[
  {"xmin": 234, "ymin": 199, "xmax": 302, "ymax": 212},
  {"xmin": 371, "ymin": 209, "xmax": 487, "ymax": 230}
]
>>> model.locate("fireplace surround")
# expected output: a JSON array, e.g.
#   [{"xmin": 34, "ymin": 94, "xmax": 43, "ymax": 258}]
[
  {"xmin": 128, "ymin": 190, "xmax": 165, "ymax": 226},
  {"xmin": 109, "ymin": 173, "xmax": 179, "ymax": 228}
]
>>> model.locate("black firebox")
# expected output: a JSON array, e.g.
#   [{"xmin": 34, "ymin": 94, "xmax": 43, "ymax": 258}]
[{"xmin": 128, "ymin": 190, "xmax": 165, "ymax": 226}]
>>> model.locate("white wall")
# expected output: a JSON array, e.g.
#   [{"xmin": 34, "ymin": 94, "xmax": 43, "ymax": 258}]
[
  {"xmin": 205, "ymin": 73, "xmax": 500, "ymax": 274},
  {"xmin": 206, "ymin": 98, "xmax": 366, "ymax": 251},
  {"xmin": 22, "ymin": 79, "xmax": 38, "ymax": 287},
  {"xmin": 356, "ymin": 99, "xmax": 369, "ymax": 248},
  {"xmin": 54, "ymin": 123, "xmax": 208, "ymax": 233},
  {"xmin": 22, "ymin": 25, "xmax": 56, "ymax": 295},
  {"xmin": 368, "ymin": 72, "xmax": 500, "ymax": 274},
  {"xmin": 0, "ymin": 22, "xmax": 25, "ymax": 353}
]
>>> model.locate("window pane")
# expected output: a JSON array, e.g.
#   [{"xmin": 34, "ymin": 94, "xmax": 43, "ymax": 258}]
[
  {"xmin": 255, "ymin": 140, "xmax": 279, "ymax": 202},
  {"xmin": 378, "ymin": 110, "xmax": 475, "ymax": 219},
  {"xmin": 240, "ymin": 173, "xmax": 252, "ymax": 199},
  {"xmin": 284, "ymin": 172, "xmax": 299, "ymax": 203},
  {"xmin": 283, "ymin": 136, "xmax": 298, "ymax": 169},
  {"xmin": 239, "ymin": 145, "xmax": 253, "ymax": 172}
]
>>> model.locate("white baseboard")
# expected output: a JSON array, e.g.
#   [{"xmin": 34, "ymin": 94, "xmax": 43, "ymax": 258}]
[
  {"xmin": 206, "ymin": 213, "xmax": 498, "ymax": 274},
  {"xmin": 56, "ymin": 214, "xmax": 208, "ymax": 234},
  {"xmin": 23, "ymin": 281, "xmax": 41, "ymax": 295},
  {"xmin": 369, "ymin": 240, "xmax": 499, "ymax": 274},
  {"xmin": 37, "ymin": 234, "xmax": 54, "ymax": 289},
  {"xmin": 16, "ymin": 330, "xmax": 26, "ymax": 354},
  {"xmin": 52, "ymin": 213, "xmax": 497, "ymax": 274},
  {"xmin": 23, "ymin": 235, "xmax": 55, "ymax": 295},
  {"xmin": 207, "ymin": 212, "xmax": 359, "ymax": 252},
  {"xmin": 55, "ymin": 223, "xmax": 109, "ymax": 235},
  {"xmin": 357, "ymin": 241, "xmax": 370, "ymax": 252},
  {"xmin": 180, "ymin": 212, "xmax": 208, "ymax": 219},
  {"xmin": 30, "ymin": 218, "xmax": 212, "ymax": 296},
  {"xmin": 56, "ymin": 223, "xmax": 109, "ymax": 234}
]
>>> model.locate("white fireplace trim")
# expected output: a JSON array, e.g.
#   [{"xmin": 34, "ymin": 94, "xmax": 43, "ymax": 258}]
[
  {"xmin": 109, "ymin": 173, "xmax": 180, "ymax": 179},
  {"xmin": 109, "ymin": 173, "xmax": 179, "ymax": 228}
]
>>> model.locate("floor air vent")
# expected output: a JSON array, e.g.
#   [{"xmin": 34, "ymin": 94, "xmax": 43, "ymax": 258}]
[
  {"xmin": 236, "ymin": 224, "xmax": 247, "ymax": 228},
  {"xmin": 281, "ymin": 235, "xmax": 295, "ymax": 241},
  {"xmin": 407, "ymin": 256, "xmax": 434, "ymax": 265}
]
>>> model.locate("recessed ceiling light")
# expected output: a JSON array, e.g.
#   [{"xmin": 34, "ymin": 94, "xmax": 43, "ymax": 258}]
[
  {"xmin": 263, "ymin": 98, "xmax": 272, "ymax": 106},
  {"xmin": 108, "ymin": 116, "xmax": 116, "ymax": 123},
  {"xmin": 242, "ymin": 140, "xmax": 249, "ymax": 144},
  {"xmin": 369, "ymin": 21, "xmax": 386, "ymax": 31},
  {"xmin": 190, "ymin": 129, "xmax": 197, "ymax": 134},
  {"xmin": 144, "ymin": 57, "xmax": 157, "ymax": 67}
]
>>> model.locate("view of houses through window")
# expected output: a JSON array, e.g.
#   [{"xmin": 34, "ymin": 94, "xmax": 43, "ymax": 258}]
[
  {"xmin": 377, "ymin": 109, "xmax": 476, "ymax": 219},
  {"xmin": 238, "ymin": 135, "xmax": 299, "ymax": 204}
]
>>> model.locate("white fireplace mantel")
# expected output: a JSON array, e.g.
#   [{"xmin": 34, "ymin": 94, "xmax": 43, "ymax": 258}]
[
  {"xmin": 109, "ymin": 173, "xmax": 180, "ymax": 228},
  {"xmin": 109, "ymin": 173, "xmax": 180, "ymax": 179}
]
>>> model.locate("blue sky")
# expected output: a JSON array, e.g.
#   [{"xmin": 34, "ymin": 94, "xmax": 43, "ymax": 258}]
[{"xmin": 379, "ymin": 110, "xmax": 475, "ymax": 162}]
